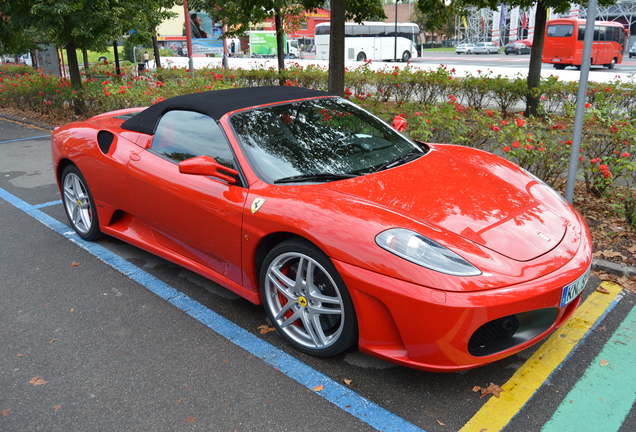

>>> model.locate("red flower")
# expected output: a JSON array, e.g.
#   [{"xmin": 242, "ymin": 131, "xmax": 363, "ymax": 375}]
[
  {"xmin": 501, "ymin": 120, "xmax": 508, "ymax": 126},
  {"xmin": 491, "ymin": 125, "xmax": 500, "ymax": 132},
  {"xmin": 391, "ymin": 115, "xmax": 407, "ymax": 132},
  {"xmin": 590, "ymin": 158, "xmax": 601, "ymax": 164},
  {"xmin": 101, "ymin": 80, "xmax": 110, "ymax": 85},
  {"xmin": 392, "ymin": 71, "xmax": 398, "ymax": 76},
  {"xmin": 448, "ymin": 94, "xmax": 457, "ymax": 103},
  {"xmin": 585, "ymin": 102, "xmax": 591, "ymax": 108},
  {"xmin": 565, "ymin": 140, "xmax": 573, "ymax": 145},
  {"xmin": 609, "ymin": 125, "xmax": 618, "ymax": 134},
  {"xmin": 503, "ymin": 146, "xmax": 511, "ymax": 153},
  {"xmin": 344, "ymin": 87, "xmax": 352, "ymax": 97},
  {"xmin": 621, "ymin": 152, "xmax": 631, "ymax": 158},
  {"xmin": 512, "ymin": 140, "xmax": 520, "ymax": 148},
  {"xmin": 485, "ymin": 110, "xmax": 494, "ymax": 117},
  {"xmin": 538, "ymin": 147, "xmax": 546, "ymax": 152},
  {"xmin": 525, "ymin": 144, "xmax": 535, "ymax": 150},
  {"xmin": 414, "ymin": 111, "xmax": 421, "ymax": 116},
  {"xmin": 515, "ymin": 117, "xmax": 525, "ymax": 128}
]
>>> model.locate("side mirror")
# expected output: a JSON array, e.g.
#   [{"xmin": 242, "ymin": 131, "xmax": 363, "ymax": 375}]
[{"xmin": 178, "ymin": 155, "xmax": 239, "ymax": 184}]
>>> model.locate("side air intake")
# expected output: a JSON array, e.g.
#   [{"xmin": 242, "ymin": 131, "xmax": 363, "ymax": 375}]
[{"xmin": 97, "ymin": 130, "xmax": 115, "ymax": 154}]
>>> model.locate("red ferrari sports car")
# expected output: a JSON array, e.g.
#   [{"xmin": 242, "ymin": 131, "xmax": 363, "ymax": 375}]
[{"xmin": 51, "ymin": 86, "xmax": 592, "ymax": 371}]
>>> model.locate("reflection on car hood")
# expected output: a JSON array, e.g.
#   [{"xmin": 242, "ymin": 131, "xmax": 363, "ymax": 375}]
[{"xmin": 325, "ymin": 145, "xmax": 567, "ymax": 262}]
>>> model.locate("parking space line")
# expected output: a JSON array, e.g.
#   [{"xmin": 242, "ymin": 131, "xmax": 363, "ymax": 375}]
[
  {"xmin": 542, "ymin": 304, "xmax": 636, "ymax": 432},
  {"xmin": 0, "ymin": 135, "xmax": 51, "ymax": 144},
  {"xmin": 33, "ymin": 199, "xmax": 62, "ymax": 209},
  {"xmin": 0, "ymin": 187, "xmax": 425, "ymax": 432},
  {"xmin": 460, "ymin": 282, "xmax": 623, "ymax": 432}
]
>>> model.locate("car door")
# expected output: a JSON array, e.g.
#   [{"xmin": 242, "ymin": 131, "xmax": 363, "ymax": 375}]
[{"xmin": 126, "ymin": 110, "xmax": 248, "ymax": 286}]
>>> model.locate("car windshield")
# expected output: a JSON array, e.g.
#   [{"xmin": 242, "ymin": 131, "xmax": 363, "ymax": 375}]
[{"xmin": 230, "ymin": 97, "xmax": 425, "ymax": 184}]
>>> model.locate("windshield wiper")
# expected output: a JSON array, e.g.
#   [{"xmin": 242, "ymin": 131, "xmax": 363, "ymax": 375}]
[
  {"xmin": 366, "ymin": 148, "xmax": 424, "ymax": 173},
  {"xmin": 274, "ymin": 173, "xmax": 357, "ymax": 184}
]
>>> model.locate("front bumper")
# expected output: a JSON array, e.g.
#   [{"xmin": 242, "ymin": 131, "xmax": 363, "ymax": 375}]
[{"xmin": 334, "ymin": 224, "xmax": 592, "ymax": 371}]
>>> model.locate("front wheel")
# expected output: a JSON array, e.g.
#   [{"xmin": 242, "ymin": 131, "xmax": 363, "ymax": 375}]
[
  {"xmin": 606, "ymin": 58, "xmax": 616, "ymax": 69},
  {"xmin": 260, "ymin": 239, "xmax": 357, "ymax": 357},
  {"xmin": 356, "ymin": 52, "xmax": 366, "ymax": 62},
  {"xmin": 61, "ymin": 165, "xmax": 101, "ymax": 240},
  {"xmin": 401, "ymin": 50, "xmax": 411, "ymax": 62},
  {"xmin": 553, "ymin": 64, "xmax": 566, "ymax": 70}
]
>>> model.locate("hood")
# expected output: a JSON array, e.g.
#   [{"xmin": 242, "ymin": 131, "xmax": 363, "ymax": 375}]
[{"xmin": 325, "ymin": 145, "xmax": 567, "ymax": 262}]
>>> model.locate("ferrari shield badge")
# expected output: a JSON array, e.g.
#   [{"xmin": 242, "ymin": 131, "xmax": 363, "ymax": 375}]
[{"xmin": 251, "ymin": 197, "xmax": 266, "ymax": 214}]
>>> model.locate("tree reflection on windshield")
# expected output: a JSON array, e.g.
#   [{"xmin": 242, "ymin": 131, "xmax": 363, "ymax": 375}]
[{"xmin": 230, "ymin": 97, "xmax": 424, "ymax": 183}]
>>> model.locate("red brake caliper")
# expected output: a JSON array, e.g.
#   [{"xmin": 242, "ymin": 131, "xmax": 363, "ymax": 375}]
[{"xmin": 277, "ymin": 265, "xmax": 301, "ymax": 327}]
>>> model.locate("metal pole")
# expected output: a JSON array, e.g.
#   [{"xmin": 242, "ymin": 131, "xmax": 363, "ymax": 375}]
[
  {"xmin": 222, "ymin": 24, "xmax": 229, "ymax": 69},
  {"xmin": 183, "ymin": 0, "xmax": 195, "ymax": 76},
  {"xmin": 394, "ymin": 1, "xmax": 398, "ymax": 62},
  {"xmin": 565, "ymin": 0, "xmax": 597, "ymax": 202}
]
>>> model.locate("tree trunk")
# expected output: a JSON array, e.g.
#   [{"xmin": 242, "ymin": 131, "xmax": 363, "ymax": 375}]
[
  {"xmin": 525, "ymin": 1, "xmax": 547, "ymax": 117},
  {"xmin": 113, "ymin": 41, "xmax": 121, "ymax": 76},
  {"xmin": 30, "ymin": 49, "xmax": 38, "ymax": 69},
  {"xmin": 66, "ymin": 43, "xmax": 82, "ymax": 89},
  {"xmin": 152, "ymin": 33, "xmax": 162, "ymax": 69},
  {"xmin": 81, "ymin": 48, "xmax": 90, "ymax": 77},
  {"xmin": 328, "ymin": 0, "xmax": 345, "ymax": 96},
  {"xmin": 274, "ymin": 8, "xmax": 285, "ymax": 83}
]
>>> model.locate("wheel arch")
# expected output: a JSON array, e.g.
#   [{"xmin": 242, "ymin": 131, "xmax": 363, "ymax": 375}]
[
  {"xmin": 254, "ymin": 231, "xmax": 323, "ymax": 280},
  {"xmin": 56, "ymin": 158, "xmax": 76, "ymax": 185}
]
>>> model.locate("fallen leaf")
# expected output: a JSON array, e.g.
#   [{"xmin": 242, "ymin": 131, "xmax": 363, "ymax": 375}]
[
  {"xmin": 52, "ymin": 405, "xmax": 61, "ymax": 412},
  {"xmin": 176, "ymin": 399, "xmax": 183, "ymax": 404},
  {"xmin": 28, "ymin": 377, "xmax": 48, "ymax": 386},
  {"xmin": 70, "ymin": 261, "xmax": 80, "ymax": 267},
  {"xmin": 627, "ymin": 245, "xmax": 636, "ymax": 254},
  {"xmin": 342, "ymin": 378, "xmax": 352, "ymax": 386},
  {"xmin": 1, "ymin": 409, "xmax": 9, "ymax": 417},
  {"xmin": 312, "ymin": 385, "xmax": 324, "ymax": 392},
  {"xmin": 436, "ymin": 419, "xmax": 447, "ymax": 426},
  {"xmin": 596, "ymin": 286, "xmax": 610, "ymax": 294},
  {"xmin": 16, "ymin": 353, "xmax": 29, "ymax": 357},
  {"xmin": 472, "ymin": 385, "xmax": 481, "ymax": 393},
  {"xmin": 48, "ymin": 338, "xmax": 61, "ymax": 344},
  {"xmin": 599, "ymin": 359, "xmax": 609, "ymax": 367},
  {"xmin": 185, "ymin": 416, "xmax": 197, "ymax": 423},
  {"xmin": 598, "ymin": 250, "xmax": 626, "ymax": 260},
  {"xmin": 68, "ymin": 308, "xmax": 75, "ymax": 313},
  {"xmin": 478, "ymin": 383, "xmax": 503, "ymax": 398},
  {"xmin": 257, "ymin": 324, "xmax": 276, "ymax": 335}
]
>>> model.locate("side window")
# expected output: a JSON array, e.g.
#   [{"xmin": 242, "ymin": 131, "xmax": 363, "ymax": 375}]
[{"xmin": 151, "ymin": 110, "xmax": 235, "ymax": 168}]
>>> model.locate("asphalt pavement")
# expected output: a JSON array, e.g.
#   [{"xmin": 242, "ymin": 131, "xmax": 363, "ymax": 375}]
[{"xmin": 1, "ymin": 117, "xmax": 634, "ymax": 432}]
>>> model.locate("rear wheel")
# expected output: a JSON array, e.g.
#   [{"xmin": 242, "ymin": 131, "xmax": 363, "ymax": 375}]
[
  {"xmin": 606, "ymin": 58, "xmax": 616, "ymax": 69},
  {"xmin": 259, "ymin": 239, "xmax": 357, "ymax": 357},
  {"xmin": 61, "ymin": 165, "xmax": 101, "ymax": 240},
  {"xmin": 356, "ymin": 51, "xmax": 366, "ymax": 62},
  {"xmin": 554, "ymin": 64, "xmax": 566, "ymax": 70}
]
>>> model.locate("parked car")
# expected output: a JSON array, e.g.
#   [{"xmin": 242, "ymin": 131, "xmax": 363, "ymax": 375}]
[
  {"xmin": 51, "ymin": 86, "xmax": 593, "ymax": 371},
  {"xmin": 505, "ymin": 41, "xmax": 531, "ymax": 55},
  {"xmin": 456, "ymin": 43, "xmax": 476, "ymax": 54},
  {"xmin": 630, "ymin": 41, "xmax": 636, "ymax": 58},
  {"xmin": 472, "ymin": 42, "xmax": 499, "ymax": 54}
]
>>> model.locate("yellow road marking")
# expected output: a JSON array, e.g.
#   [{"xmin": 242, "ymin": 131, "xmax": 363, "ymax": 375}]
[{"xmin": 460, "ymin": 281, "xmax": 623, "ymax": 432}]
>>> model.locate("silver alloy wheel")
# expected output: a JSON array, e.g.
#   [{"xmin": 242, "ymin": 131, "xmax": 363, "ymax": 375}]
[
  {"xmin": 264, "ymin": 252, "xmax": 345, "ymax": 350},
  {"xmin": 63, "ymin": 172, "xmax": 92, "ymax": 234}
]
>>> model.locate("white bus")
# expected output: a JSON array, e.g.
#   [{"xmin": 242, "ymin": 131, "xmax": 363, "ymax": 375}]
[{"xmin": 315, "ymin": 21, "xmax": 420, "ymax": 62}]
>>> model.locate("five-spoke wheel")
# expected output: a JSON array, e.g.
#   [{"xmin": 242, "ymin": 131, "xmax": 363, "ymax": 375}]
[
  {"xmin": 61, "ymin": 165, "xmax": 101, "ymax": 240},
  {"xmin": 260, "ymin": 240, "xmax": 357, "ymax": 356}
]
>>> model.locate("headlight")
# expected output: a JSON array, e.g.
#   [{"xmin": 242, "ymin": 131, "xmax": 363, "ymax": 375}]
[{"xmin": 375, "ymin": 228, "xmax": 481, "ymax": 276}]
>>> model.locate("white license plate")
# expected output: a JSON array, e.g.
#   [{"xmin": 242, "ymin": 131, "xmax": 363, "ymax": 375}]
[
  {"xmin": 560, "ymin": 267, "xmax": 591, "ymax": 307},
  {"xmin": 553, "ymin": 58, "xmax": 560, "ymax": 62}
]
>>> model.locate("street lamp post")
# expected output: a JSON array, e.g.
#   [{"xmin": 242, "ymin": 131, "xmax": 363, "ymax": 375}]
[
  {"xmin": 393, "ymin": 0, "xmax": 399, "ymax": 62},
  {"xmin": 565, "ymin": 0, "xmax": 598, "ymax": 202}
]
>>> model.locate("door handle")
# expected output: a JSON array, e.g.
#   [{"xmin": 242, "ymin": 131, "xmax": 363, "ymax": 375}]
[{"xmin": 129, "ymin": 151, "xmax": 141, "ymax": 161}]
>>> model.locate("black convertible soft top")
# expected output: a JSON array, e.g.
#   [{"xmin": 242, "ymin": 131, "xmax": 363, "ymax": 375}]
[{"xmin": 121, "ymin": 86, "xmax": 331, "ymax": 135}]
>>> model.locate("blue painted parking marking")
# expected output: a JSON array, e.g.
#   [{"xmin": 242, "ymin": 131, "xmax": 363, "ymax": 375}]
[
  {"xmin": 33, "ymin": 199, "xmax": 62, "ymax": 209},
  {"xmin": 0, "ymin": 135, "xmax": 50, "ymax": 144},
  {"xmin": 0, "ymin": 186, "xmax": 425, "ymax": 432}
]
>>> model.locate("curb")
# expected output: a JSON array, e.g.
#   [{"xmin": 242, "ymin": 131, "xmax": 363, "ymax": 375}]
[
  {"xmin": 592, "ymin": 258, "xmax": 636, "ymax": 278},
  {"xmin": 0, "ymin": 113, "xmax": 54, "ymax": 131}
]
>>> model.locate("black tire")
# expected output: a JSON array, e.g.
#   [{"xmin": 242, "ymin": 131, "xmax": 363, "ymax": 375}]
[
  {"xmin": 259, "ymin": 238, "xmax": 358, "ymax": 357},
  {"xmin": 554, "ymin": 64, "xmax": 566, "ymax": 70},
  {"xmin": 356, "ymin": 52, "xmax": 366, "ymax": 62},
  {"xmin": 60, "ymin": 164, "xmax": 101, "ymax": 241},
  {"xmin": 606, "ymin": 58, "xmax": 616, "ymax": 69},
  {"xmin": 401, "ymin": 50, "xmax": 411, "ymax": 62}
]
